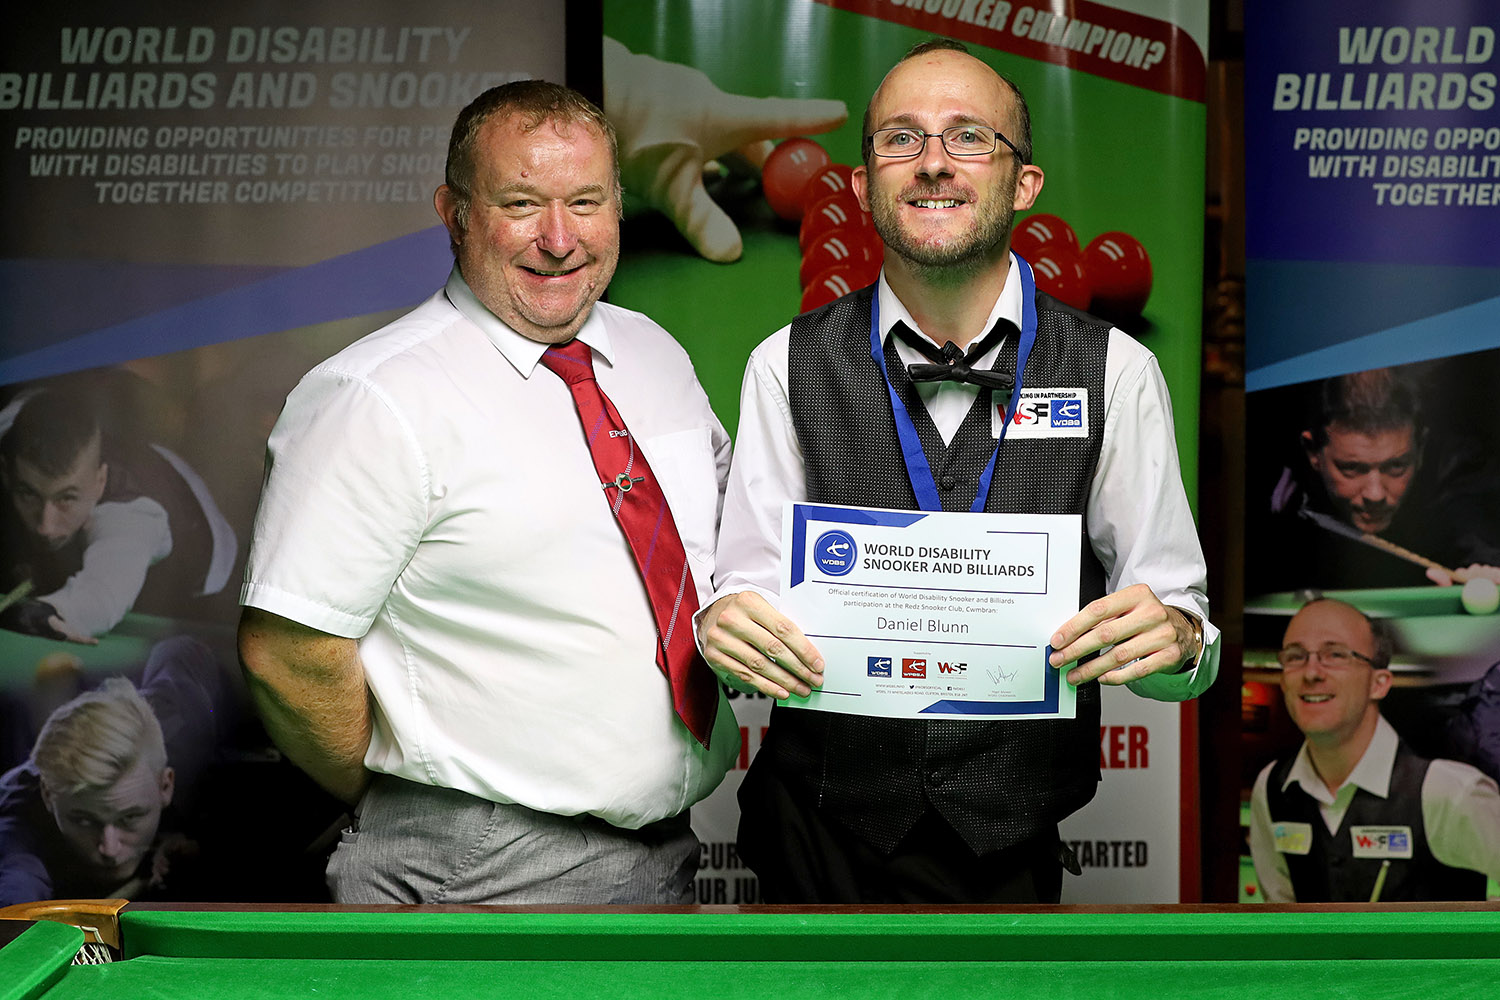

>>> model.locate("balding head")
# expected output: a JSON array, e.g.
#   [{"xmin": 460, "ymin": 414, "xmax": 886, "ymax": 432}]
[{"xmin": 861, "ymin": 39, "xmax": 1033, "ymax": 166}]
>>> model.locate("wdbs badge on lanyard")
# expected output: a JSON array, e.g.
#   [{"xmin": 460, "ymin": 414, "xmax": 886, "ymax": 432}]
[{"xmin": 869, "ymin": 255, "xmax": 1037, "ymax": 513}]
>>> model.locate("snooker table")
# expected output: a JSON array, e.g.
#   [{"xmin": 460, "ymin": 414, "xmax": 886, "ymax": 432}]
[
  {"xmin": 1245, "ymin": 585, "xmax": 1500, "ymax": 667},
  {"xmin": 3, "ymin": 900, "xmax": 1500, "ymax": 1000},
  {"xmin": 0, "ymin": 613, "xmax": 235, "ymax": 689}
]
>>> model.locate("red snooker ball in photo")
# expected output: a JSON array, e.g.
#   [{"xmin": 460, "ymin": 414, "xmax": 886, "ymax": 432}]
[
  {"xmin": 1027, "ymin": 246, "xmax": 1092, "ymax": 311},
  {"xmin": 800, "ymin": 229, "xmax": 881, "ymax": 289},
  {"xmin": 801, "ymin": 265, "xmax": 860, "ymax": 312},
  {"xmin": 1011, "ymin": 212, "xmax": 1080, "ymax": 260},
  {"xmin": 1084, "ymin": 231, "xmax": 1153, "ymax": 321},
  {"xmin": 800, "ymin": 163, "xmax": 855, "ymax": 213},
  {"xmin": 762, "ymin": 137, "xmax": 831, "ymax": 220},
  {"xmin": 799, "ymin": 190, "xmax": 871, "ymax": 251}
]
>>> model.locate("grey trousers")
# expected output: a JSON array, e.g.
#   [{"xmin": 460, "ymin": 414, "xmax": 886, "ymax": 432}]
[{"xmin": 327, "ymin": 775, "xmax": 700, "ymax": 904}]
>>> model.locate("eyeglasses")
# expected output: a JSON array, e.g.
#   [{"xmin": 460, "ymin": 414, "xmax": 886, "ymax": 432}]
[
  {"xmin": 866, "ymin": 125, "xmax": 1021, "ymax": 160},
  {"xmin": 1276, "ymin": 642, "xmax": 1375, "ymax": 671}
]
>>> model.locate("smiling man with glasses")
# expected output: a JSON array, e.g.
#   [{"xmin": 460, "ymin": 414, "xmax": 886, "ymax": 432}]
[
  {"xmin": 1249, "ymin": 597, "xmax": 1500, "ymax": 901},
  {"xmin": 700, "ymin": 38, "xmax": 1217, "ymax": 903}
]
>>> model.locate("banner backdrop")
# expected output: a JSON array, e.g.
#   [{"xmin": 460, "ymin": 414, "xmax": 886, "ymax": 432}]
[
  {"xmin": 1243, "ymin": 0, "xmax": 1500, "ymax": 902},
  {"xmin": 604, "ymin": 0, "xmax": 1209, "ymax": 903},
  {"xmin": 0, "ymin": 1, "xmax": 565, "ymax": 904}
]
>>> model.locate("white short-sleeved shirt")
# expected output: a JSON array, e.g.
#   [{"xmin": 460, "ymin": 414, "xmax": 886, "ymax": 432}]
[{"xmin": 243, "ymin": 269, "xmax": 738, "ymax": 829}]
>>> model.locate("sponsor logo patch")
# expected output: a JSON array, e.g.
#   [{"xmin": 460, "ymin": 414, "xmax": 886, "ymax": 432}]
[
  {"xmin": 1273, "ymin": 821, "xmax": 1313, "ymax": 856},
  {"xmin": 1350, "ymin": 826, "xmax": 1414, "ymax": 859},
  {"xmin": 993, "ymin": 388, "xmax": 1090, "ymax": 439}
]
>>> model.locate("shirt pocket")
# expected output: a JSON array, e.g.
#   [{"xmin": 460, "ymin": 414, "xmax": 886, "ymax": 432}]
[{"xmin": 639, "ymin": 425, "xmax": 719, "ymax": 572}]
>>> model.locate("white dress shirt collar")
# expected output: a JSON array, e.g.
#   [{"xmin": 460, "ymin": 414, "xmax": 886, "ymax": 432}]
[
  {"xmin": 1283, "ymin": 715, "xmax": 1399, "ymax": 805},
  {"xmin": 444, "ymin": 267, "xmax": 614, "ymax": 378},
  {"xmin": 875, "ymin": 252, "xmax": 1023, "ymax": 366}
]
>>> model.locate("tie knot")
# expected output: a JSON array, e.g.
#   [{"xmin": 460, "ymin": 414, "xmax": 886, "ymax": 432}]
[{"xmin": 539, "ymin": 339, "xmax": 596, "ymax": 385}]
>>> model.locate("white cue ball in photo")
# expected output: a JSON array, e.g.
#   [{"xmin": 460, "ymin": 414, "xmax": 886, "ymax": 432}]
[{"xmin": 1460, "ymin": 576, "xmax": 1500, "ymax": 615}]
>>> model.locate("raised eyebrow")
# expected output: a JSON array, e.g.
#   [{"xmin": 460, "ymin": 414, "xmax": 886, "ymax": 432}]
[{"xmin": 876, "ymin": 113, "xmax": 926, "ymax": 131}]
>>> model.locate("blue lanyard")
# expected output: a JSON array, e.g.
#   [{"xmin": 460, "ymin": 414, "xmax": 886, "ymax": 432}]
[{"xmin": 869, "ymin": 255, "xmax": 1037, "ymax": 513}]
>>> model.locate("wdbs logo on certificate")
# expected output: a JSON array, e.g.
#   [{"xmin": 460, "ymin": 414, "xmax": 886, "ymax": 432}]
[{"xmin": 779, "ymin": 503, "xmax": 1082, "ymax": 721}]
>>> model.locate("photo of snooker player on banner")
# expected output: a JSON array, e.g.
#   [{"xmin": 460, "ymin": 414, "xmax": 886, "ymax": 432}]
[{"xmin": 1242, "ymin": 0, "xmax": 1500, "ymax": 902}]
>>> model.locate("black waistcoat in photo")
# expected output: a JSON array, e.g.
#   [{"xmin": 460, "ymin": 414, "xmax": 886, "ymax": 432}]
[
  {"xmin": 1266, "ymin": 738, "xmax": 1488, "ymax": 901},
  {"xmin": 762, "ymin": 283, "xmax": 1111, "ymax": 855}
]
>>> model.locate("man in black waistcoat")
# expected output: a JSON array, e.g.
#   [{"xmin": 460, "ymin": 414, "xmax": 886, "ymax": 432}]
[
  {"xmin": 696, "ymin": 40, "xmax": 1218, "ymax": 903},
  {"xmin": 1249, "ymin": 598, "xmax": 1500, "ymax": 901},
  {"xmin": 0, "ymin": 387, "xmax": 237, "ymax": 641}
]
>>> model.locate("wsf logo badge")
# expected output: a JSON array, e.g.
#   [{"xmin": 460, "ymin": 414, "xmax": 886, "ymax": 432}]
[
  {"xmin": 867, "ymin": 656, "xmax": 892, "ymax": 677},
  {"xmin": 936, "ymin": 661, "xmax": 967, "ymax": 674},
  {"xmin": 812, "ymin": 529, "xmax": 857, "ymax": 577},
  {"xmin": 902, "ymin": 657, "xmax": 926, "ymax": 679},
  {"xmin": 994, "ymin": 388, "xmax": 1089, "ymax": 439},
  {"xmin": 1350, "ymin": 825, "xmax": 1414, "ymax": 859}
]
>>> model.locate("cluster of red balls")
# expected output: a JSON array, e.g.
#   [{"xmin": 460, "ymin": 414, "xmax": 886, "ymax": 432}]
[
  {"xmin": 761, "ymin": 137, "xmax": 1153, "ymax": 324},
  {"xmin": 760, "ymin": 137, "xmax": 881, "ymax": 312},
  {"xmin": 1009, "ymin": 214, "xmax": 1153, "ymax": 325}
]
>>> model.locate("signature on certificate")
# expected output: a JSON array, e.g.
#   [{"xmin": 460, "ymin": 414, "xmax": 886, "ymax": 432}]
[{"xmin": 987, "ymin": 667, "xmax": 1019, "ymax": 684}]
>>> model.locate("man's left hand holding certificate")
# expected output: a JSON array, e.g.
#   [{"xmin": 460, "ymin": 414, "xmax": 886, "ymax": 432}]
[{"xmin": 772, "ymin": 502, "xmax": 1081, "ymax": 721}]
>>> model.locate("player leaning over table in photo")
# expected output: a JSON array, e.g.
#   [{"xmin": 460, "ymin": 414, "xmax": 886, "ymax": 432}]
[
  {"xmin": 697, "ymin": 39, "xmax": 1219, "ymax": 904},
  {"xmin": 0, "ymin": 387, "xmax": 238, "ymax": 643},
  {"xmin": 1251, "ymin": 367, "xmax": 1500, "ymax": 596},
  {"xmin": 0, "ymin": 636, "xmax": 231, "ymax": 906}
]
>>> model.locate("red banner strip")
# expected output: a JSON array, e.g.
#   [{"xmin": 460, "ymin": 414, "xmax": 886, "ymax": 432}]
[{"xmin": 815, "ymin": 0, "xmax": 1206, "ymax": 103}]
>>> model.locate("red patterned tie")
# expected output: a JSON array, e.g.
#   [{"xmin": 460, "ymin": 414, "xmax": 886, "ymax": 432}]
[{"xmin": 539, "ymin": 339, "xmax": 719, "ymax": 747}]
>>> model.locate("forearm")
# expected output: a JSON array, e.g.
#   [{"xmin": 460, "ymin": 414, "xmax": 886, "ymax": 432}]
[{"xmin": 237, "ymin": 607, "xmax": 372, "ymax": 804}]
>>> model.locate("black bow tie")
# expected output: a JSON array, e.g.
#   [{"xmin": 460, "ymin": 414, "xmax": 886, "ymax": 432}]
[{"xmin": 893, "ymin": 321, "xmax": 1014, "ymax": 392}]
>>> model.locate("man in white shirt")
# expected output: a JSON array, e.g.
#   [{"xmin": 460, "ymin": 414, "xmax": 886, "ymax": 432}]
[
  {"xmin": 697, "ymin": 40, "xmax": 1217, "ymax": 902},
  {"xmin": 238, "ymin": 80, "xmax": 737, "ymax": 904},
  {"xmin": 1249, "ymin": 597, "xmax": 1500, "ymax": 901}
]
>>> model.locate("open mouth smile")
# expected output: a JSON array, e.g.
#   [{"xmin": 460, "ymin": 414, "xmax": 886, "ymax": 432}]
[{"xmin": 521, "ymin": 263, "xmax": 585, "ymax": 277}]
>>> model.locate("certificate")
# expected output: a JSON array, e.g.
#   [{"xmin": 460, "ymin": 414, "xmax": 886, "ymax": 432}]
[{"xmin": 778, "ymin": 503, "xmax": 1081, "ymax": 721}]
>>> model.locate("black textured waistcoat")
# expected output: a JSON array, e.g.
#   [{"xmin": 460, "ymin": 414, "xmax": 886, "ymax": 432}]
[
  {"xmin": 1266, "ymin": 740, "xmax": 1488, "ymax": 901},
  {"xmin": 761, "ymin": 284, "xmax": 1110, "ymax": 855}
]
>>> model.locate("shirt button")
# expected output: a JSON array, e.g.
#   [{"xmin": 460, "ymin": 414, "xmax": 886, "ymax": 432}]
[{"xmin": 939, "ymin": 475, "xmax": 956, "ymax": 491}]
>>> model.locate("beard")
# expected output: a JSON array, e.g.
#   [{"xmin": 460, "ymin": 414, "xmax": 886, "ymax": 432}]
[{"xmin": 868, "ymin": 170, "xmax": 1017, "ymax": 279}]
